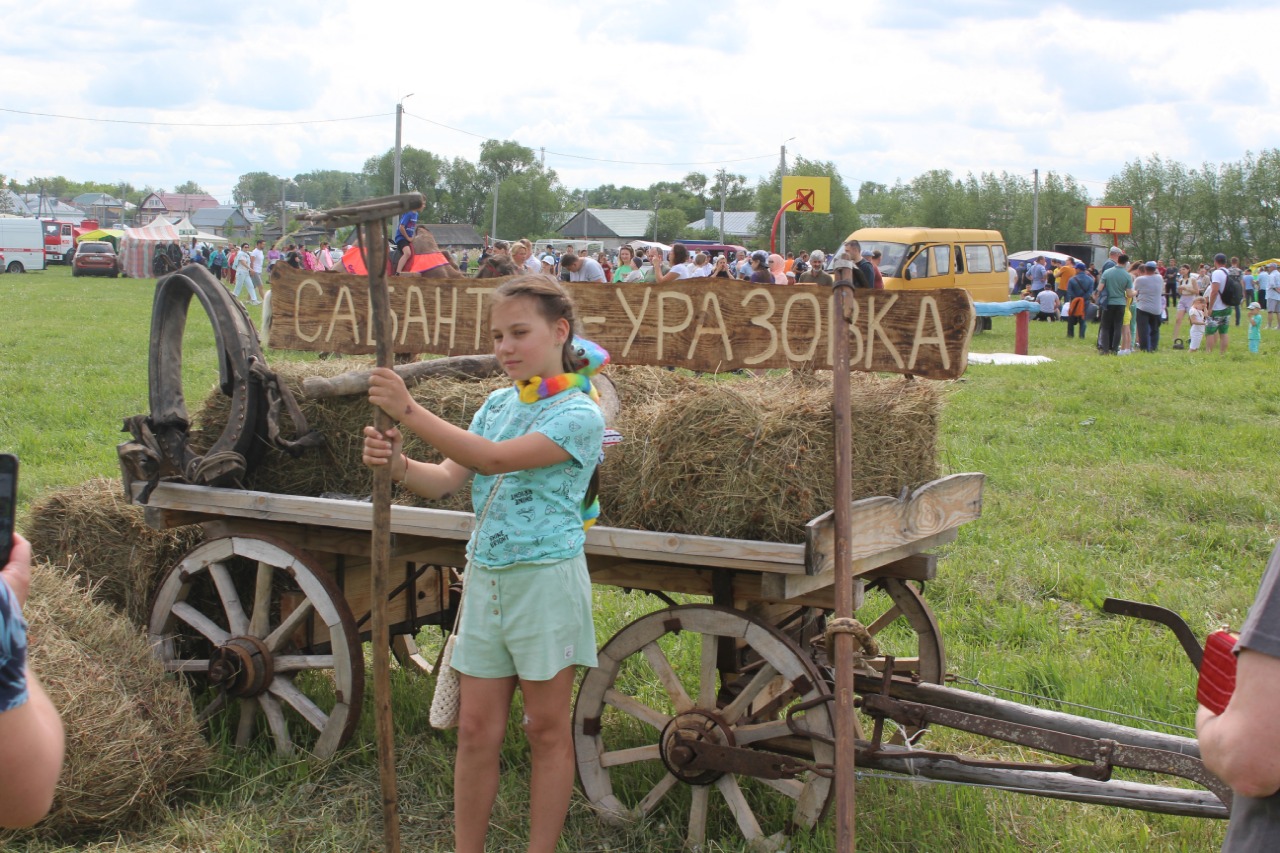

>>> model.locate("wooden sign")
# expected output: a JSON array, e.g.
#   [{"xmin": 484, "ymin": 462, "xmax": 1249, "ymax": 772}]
[{"xmin": 266, "ymin": 266, "xmax": 974, "ymax": 379}]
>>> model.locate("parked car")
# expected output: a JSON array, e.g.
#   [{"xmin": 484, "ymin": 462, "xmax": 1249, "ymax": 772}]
[{"xmin": 72, "ymin": 241, "xmax": 120, "ymax": 277}]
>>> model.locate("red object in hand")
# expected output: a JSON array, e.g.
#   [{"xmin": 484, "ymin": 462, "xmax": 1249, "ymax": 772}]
[{"xmin": 1197, "ymin": 630, "xmax": 1239, "ymax": 715}]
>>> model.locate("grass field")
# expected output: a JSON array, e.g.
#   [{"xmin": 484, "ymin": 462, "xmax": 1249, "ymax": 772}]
[{"xmin": 3, "ymin": 265, "xmax": 1275, "ymax": 851}]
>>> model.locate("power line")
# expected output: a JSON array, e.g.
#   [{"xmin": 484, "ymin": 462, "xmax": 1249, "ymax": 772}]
[
  {"xmin": 0, "ymin": 106, "xmax": 393, "ymax": 128},
  {"xmin": 402, "ymin": 111, "xmax": 776, "ymax": 168}
]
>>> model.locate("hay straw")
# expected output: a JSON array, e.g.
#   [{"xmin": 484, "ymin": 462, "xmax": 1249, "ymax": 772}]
[
  {"xmin": 23, "ymin": 478, "xmax": 205, "ymax": 626},
  {"xmin": 1, "ymin": 563, "xmax": 211, "ymax": 842},
  {"xmin": 190, "ymin": 362, "xmax": 943, "ymax": 544}
]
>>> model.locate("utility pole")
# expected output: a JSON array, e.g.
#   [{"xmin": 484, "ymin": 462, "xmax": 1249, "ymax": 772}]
[
  {"xmin": 491, "ymin": 177, "xmax": 499, "ymax": 240},
  {"xmin": 280, "ymin": 180, "xmax": 288, "ymax": 242},
  {"xmin": 582, "ymin": 191, "xmax": 589, "ymax": 247},
  {"xmin": 652, "ymin": 195, "xmax": 659, "ymax": 242},
  {"xmin": 718, "ymin": 168, "xmax": 727, "ymax": 245},
  {"xmin": 1032, "ymin": 168, "xmax": 1040, "ymax": 251},
  {"xmin": 393, "ymin": 94, "xmax": 413, "ymax": 196},
  {"xmin": 779, "ymin": 138, "xmax": 795, "ymax": 256},
  {"xmin": 540, "ymin": 147, "xmax": 545, "ymax": 168}
]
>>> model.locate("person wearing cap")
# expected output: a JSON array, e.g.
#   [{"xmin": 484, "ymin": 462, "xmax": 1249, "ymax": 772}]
[
  {"xmin": 1096, "ymin": 253, "xmax": 1133, "ymax": 354},
  {"xmin": 799, "ymin": 250, "xmax": 833, "ymax": 287},
  {"xmin": 1205, "ymin": 252, "xmax": 1232, "ymax": 353},
  {"xmin": 1262, "ymin": 263, "xmax": 1280, "ymax": 330},
  {"xmin": 747, "ymin": 250, "xmax": 773, "ymax": 284},
  {"xmin": 1133, "ymin": 261, "xmax": 1165, "ymax": 352},
  {"xmin": 1065, "ymin": 261, "xmax": 1094, "ymax": 340},
  {"xmin": 1027, "ymin": 255, "xmax": 1049, "ymax": 293}
]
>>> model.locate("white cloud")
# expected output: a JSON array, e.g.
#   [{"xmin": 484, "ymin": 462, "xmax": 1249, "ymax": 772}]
[{"xmin": 0, "ymin": 0, "xmax": 1275, "ymax": 201}]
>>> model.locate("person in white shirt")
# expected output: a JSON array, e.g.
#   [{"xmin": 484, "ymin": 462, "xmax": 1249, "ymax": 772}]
[
  {"xmin": 561, "ymin": 252, "xmax": 606, "ymax": 282},
  {"xmin": 1262, "ymin": 263, "xmax": 1280, "ymax": 330},
  {"xmin": 231, "ymin": 242, "xmax": 259, "ymax": 304},
  {"xmin": 653, "ymin": 243, "xmax": 696, "ymax": 284},
  {"xmin": 692, "ymin": 252, "xmax": 713, "ymax": 278},
  {"xmin": 1035, "ymin": 284, "xmax": 1059, "ymax": 321},
  {"xmin": 512, "ymin": 242, "xmax": 542, "ymax": 275},
  {"xmin": 249, "ymin": 240, "xmax": 266, "ymax": 295}
]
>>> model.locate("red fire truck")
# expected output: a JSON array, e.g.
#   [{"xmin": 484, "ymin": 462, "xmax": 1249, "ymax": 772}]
[{"xmin": 42, "ymin": 220, "xmax": 77, "ymax": 263}]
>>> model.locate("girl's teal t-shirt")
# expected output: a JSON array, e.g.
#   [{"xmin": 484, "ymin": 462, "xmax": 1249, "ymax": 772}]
[{"xmin": 466, "ymin": 387, "xmax": 603, "ymax": 569}]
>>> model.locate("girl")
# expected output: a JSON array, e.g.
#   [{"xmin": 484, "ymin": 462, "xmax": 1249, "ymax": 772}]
[
  {"xmin": 362, "ymin": 275, "xmax": 604, "ymax": 853},
  {"xmin": 1247, "ymin": 301, "xmax": 1263, "ymax": 353},
  {"xmin": 1171, "ymin": 263, "xmax": 1196, "ymax": 344},
  {"xmin": 768, "ymin": 253, "xmax": 788, "ymax": 284},
  {"xmin": 611, "ymin": 245, "xmax": 635, "ymax": 282},
  {"xmin": 1188, "ymin": 296, "xmax": 1208, "ymax": 352},
  {"xmin": 748, "ymin": 250, "xmax": 774, "ymax": 284}
]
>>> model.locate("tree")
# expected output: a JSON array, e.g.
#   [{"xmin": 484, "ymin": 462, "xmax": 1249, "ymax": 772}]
[
  {"xmin": 0, "ymin": 174, "xmax": 10, "ymax": 215},
  {"xmin": 233, "ymin": 172, "xmax": 284, "ymax": 209},
  {"xmin": 439, "ymin": 157, "xmax": 487, "ymax": 225},
  {"xmin": 478, "ymin": 139, "xmax": 537, "ymax": 185},
  {"xmin": 652, "ymin": 208, "xmax": 687, "ymax": 244},
  {"xmin": 173, "ymin": 180, "xmax": 205, "ymax": 195},
  {"xmin": 293, "ymin": 169, "xmax": 370, "ymax": 211},
  {"xmin": 484, "ymin": 167, "xmax": 570, "ymax": 241},
  {"xmin": 362, "ymin": 146, "xmax": 445, "ymax": 217},
  {"xmin": 753, "ymin": 158, "xmax": 859, "ymax": 253}
]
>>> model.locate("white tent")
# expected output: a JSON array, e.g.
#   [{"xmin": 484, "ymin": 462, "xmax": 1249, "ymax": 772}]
[
  {"xmin": 1007, "ymin": 250, "xmax": 1080, "ymax": 267},
  {"xmin": 169, "ymin": 216, "xmax": 227, "ymax": 245}
]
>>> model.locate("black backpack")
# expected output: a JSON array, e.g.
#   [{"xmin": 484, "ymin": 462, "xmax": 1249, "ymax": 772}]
[{"xmin": 1221, "ymin": 268, "xmax": 1244, "ymax": 306}]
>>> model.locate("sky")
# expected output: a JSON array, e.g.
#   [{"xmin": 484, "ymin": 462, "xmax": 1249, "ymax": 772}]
[{"xmin": 2, "ymin": 0, "xmax": 1277, "ymax": 205}]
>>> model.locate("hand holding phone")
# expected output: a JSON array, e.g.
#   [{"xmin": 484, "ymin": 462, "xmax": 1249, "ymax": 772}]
[{"xmin": 0, "ymin": 454, "xmax": 16, "ymax": 567}]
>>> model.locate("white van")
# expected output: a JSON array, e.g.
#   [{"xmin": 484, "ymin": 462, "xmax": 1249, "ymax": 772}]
[{"xmin": 0, "ymin": 217, "xmax": 46, "ymax": 273}]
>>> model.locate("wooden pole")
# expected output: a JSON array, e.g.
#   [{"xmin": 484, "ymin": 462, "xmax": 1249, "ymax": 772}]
[
  {"xmin": 364, "ymin": 220, "xmax": 402, "ymax": 853},
  {"xmin": 830, "ymin": 281, "xmax": 857, "ymax": 850}
]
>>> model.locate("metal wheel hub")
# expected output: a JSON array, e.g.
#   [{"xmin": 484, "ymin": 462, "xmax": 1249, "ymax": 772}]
[
  {"xmin": 660, "ymin": 709, "xmax": 736, "ymax": 785},
  {"xmin": 208, "ymin": 635, "xmax": 274, "ymax": 698}
]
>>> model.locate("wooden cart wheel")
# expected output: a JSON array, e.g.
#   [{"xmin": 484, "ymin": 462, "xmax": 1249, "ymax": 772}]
[
  {"xmin": 575, "ymin": 604, "xmax": 834, "ymax": 852},
  {"xmin": 854, "ymin": 578, "xmax": 946, "ymax": 684},
  {"xmin": 148, "ymin": 535, "xmax": 364, "ymax": 759}
]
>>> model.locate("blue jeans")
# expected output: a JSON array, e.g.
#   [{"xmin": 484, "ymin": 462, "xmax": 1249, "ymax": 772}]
[{"xmin": 1136, "ymin": 309, "xmax": 1161, "ymax": 352}]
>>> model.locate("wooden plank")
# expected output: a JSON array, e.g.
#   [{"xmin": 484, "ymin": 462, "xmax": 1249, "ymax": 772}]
[
  {"xmin": 863, "ymin": 553, "xmax": 937, "ymax": 582},
  {"xmin": 768, "ymin": 529, "xmax": 957, "ymax": 602},
  {"xmin": 804, "ymin": 473, "xmax": 984, "ymax": 576},
  {"xmin": 267, "ymin": 265, "xmax": 975, "ymax": 379},
  {"xmin": 136, "ymin": 482, "xmax": 808, "ymax": 573}
]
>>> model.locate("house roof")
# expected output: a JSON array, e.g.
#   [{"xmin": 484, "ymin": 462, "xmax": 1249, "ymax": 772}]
[
  {"xmin": 188, "ymin": 206, "xmax": 252, "ymax": 229},
  {"xmin": 687, "ymin": 210, "xmax": 759, "ymax": 238},
  {"xmin": 422, "ymin": 223, "xmax": 484, "ymax": 247},
  {"xmin": 141, "ymin": 192, "xmax": 220, "ymax": 211},
  {"xmin": 557, "ymin": 208, "xmax": 653, "ymax": 239}
]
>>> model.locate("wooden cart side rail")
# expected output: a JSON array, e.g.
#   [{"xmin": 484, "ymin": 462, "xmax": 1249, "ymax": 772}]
[{"xmin": 132, "ymin": 482, "xmax": 809, "ymax": 574}]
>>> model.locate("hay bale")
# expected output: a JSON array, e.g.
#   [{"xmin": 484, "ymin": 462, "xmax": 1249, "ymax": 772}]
[
  {"xmin": 192, "ymin": 362, "xmax": 943, "ymax": 544},
  {"xmin": 600, "ymin": 371, "xmax": 940, "ymax": 542},
  {"xmin": 24, "ymin": 478, "xmax": 204, "ymax": 625},
  {"xmin": 1, "ymin": 563, "xmax": 211, "ymax": 841}
]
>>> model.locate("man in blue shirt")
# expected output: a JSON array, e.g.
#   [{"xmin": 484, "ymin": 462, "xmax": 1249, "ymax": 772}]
[
  {"xmin": 1027, "ymin": 256, "xmax": 1048, "ymax": 293},
  {"xmin": 392, "ymin": 210, "xmax": 418, "ymax": 271}
]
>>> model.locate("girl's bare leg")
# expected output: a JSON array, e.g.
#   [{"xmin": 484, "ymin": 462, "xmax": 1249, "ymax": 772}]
[
  {"xmin": 455, "ymin": 674, "xmax": 518, "ymax": 853},
  {"xmin": 519, "ymin": 666, "xmax": 579, "ymax": 853}
]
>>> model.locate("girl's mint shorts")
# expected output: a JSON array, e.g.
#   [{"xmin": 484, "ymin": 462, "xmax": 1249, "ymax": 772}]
[{"xmin": 450, "ymin": 552, "xmax": 598, "ymax": 681}]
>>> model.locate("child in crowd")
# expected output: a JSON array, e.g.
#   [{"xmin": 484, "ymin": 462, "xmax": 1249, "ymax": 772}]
[
  {"xmin": 1188, "ymin": 296, "xmax": 1207, "ymax": 352},
  {"xmin": 1247, "ymin": 301, "xmax": 1263, "ymax": 354},
  {"xmin": 361, "ymin": 274, "xmax": 604, "ymax": 853}
]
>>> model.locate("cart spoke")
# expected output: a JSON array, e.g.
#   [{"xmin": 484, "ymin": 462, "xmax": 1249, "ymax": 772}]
[
  {"xmin": 758, "ymin": 775, "xmax": 805, "ymax": 800},
  {"xmin": 273, "ymin": 655, "xmax": 335, "ymax": 672},
  {"xmin": 209, "ymin": 561, "xmax": 249, "ymax": 636},
  {"xmin": 866, "ymin": 602, "xmax": 903, "ymax": 636},
  {"xmin": 698, "ymin": 632, "xmax": 718, "ymax": 709},
  {"xmin": 173, "ymin": 601, "xmax": 231, "ymax": 645},
  {"xmin": 716, "ymin": 774, "xmax": 763, "ymax": 841},
  {"xmin": 687, "ymin": 783, "xmax": 709, "ymax": 848},
  {"xmin": 721, "ymin": 662, "xmax": 780, "ymax": 724},
  {"xmin": 600, "ymin": 744, "xmax": 662, "ymax": 768},
  {"xmin": 234, "ymin": 697, "xmax": 258, "ymax": 747},
  {"xmin": 265, "ymin": 599, "xmax": 314, "ymax": 652},
  {"xmin": 732, "ymin": 719, "xmax": 792, "ymax": 746},
  {"xmin": 249, "ymin": 561, "xmax": 274, "ymax": 637},
  {"xmin": 196, "ymin": 691, "xmax": 227, "ymax": 723},
  {"xmin": 259, "ymin": 694, "xmax": 295, "ymax": 758},
  {"xmin": 164, "ymin": 658, "xmax": 210, "ymax": 673},
  {"xmin": 604, "ymin": 688, "xmax": 671, "ymax": 732},
  {"xmin": 636, "ymin": 772, "xmax": 679, "ymax": 816},
  {"xmin": 266, "ymin": 675, "xmax": 330, "ymax": 733},
  {"xmin": 642, "ymin": 642, "xmax": 693, "ymax": 713}
]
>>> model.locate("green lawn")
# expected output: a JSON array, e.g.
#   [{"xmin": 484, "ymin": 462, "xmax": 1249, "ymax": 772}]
[{"xmin": 3, "ymin": 267, "xmax": 1273, "ymax": 851}]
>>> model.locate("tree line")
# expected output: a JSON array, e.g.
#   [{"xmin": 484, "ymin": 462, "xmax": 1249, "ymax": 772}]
[{"xmin": 7, "ymin": 147, "xmax": 1279, "ymax": 259}]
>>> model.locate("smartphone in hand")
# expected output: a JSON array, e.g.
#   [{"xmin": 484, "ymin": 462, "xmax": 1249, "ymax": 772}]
[{"xmin": 0, "ymin": 454, "xmax": 16, "ymax": 566}]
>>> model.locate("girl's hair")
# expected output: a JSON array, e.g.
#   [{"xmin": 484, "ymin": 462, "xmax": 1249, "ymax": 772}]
[
  {"xmin": 490, "ymin": 273, "xmax": 600, "ymax": 510},
  {"xmin": 618, "ymin": 245, "xmax": 633, "ymax": 261},
  {"xmin": 670, "ymin": 243, "xmax": 689, "ymax": 265}
]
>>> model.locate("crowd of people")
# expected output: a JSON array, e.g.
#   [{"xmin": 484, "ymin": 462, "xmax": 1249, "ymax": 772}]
[{"xmin": 1017, "ymin": 247, "xmax": 1279, "ymax": 355}]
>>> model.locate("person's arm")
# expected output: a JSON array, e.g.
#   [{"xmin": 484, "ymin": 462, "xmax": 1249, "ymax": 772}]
[
  {"xmin": 1198, "ymin": 648, "xmax": 1280, "ymax": 798},
  {"xmin": 366, "ymin": 368, "xmax": 571, "ymax": 475},
  {"xmin": 0, "ymin": 536, "xmax": 65, "ymax": 829}
]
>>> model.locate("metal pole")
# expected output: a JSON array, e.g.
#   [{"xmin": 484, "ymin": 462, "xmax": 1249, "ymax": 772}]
[
  {"xmin": 779, "ymin": 145, "xmax": 787, "ymax": 257},
  {"xmin": 281, "ymin": 182, "xmax": 288, "ymax": 243},
  {"xmin": 830, "ymin": 280, "xmax": 858, "ymax": 850},
  {"xmin": 583, "ymin": 191, "xmax": 588, "ymax": 244},
  {"xmin": 1032, "ymin": 168, "xmax": 1039, "ymax": 251},
  {"xmin": 364, "ymin": 218, "xmax": 402, "ymax": 853}
]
